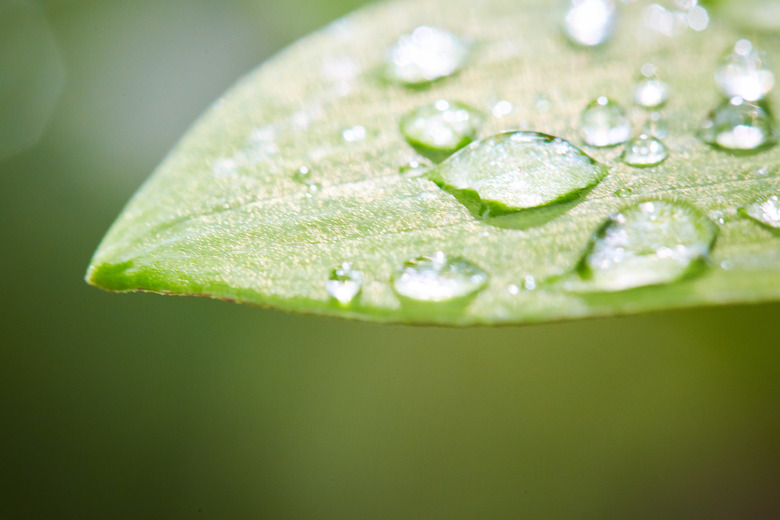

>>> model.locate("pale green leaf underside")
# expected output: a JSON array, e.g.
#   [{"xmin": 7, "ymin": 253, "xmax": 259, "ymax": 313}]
[{"xmin": 87, "ymin": 0, "xmax": 780, "ymax": 325}]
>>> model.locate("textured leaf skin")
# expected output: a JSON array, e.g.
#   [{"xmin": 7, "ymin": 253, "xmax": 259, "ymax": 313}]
[{"xmin": 87, "ymin": 0, "xmax": 780, "ymax": 325}]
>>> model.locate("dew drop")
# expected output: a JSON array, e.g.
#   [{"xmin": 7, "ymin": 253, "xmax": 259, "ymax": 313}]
[
  {"xmin": 400, "ymin": 100, "xmax": 484, "ymax": 162},
  {"xmin": 699, "ymin": 97, "xmax": 775, "ymax": 153},
  {"xmin": 292, "ymin": 166, "xmax": 312, "ymax": 184},
  {"xmin": 572, "ymin": 200, "xmax": 717, "ymax": 291},
  {"xmin": 522, "ymin": 275, "xmax": 537, "ymax": 291},
  {"xmin": 491, "ymin": 100, "xmax": 514, "ymax": 118},
  {"xmin": 739, "ymin": 195, "xmax": 780, "ymax": 229},
  {"xmin": 642, "ymin": 111, "xmax": 669, "ymax": 139},
  {"xmin": 507, "ymin": 284, "xmax": 520, "ymax": 296},
  {"xmin": 633, "ymin": 64, "xmax": 670, "ymax": 109},
  {"xmin": 385, "ymin": 26, "xmax": 469, "ymax": 87},
  {"xmin": 342, "ymin": 125, "xmax": 367, "ymax": 142},
  {"xmin": 622, "ymin": 134, "xmax": 669, "ymax": 167},
  {"xmin": 580, "ymin": 96, "xmax": 631, "ymax": 147},
  {"xmin": 326, "ymin": 263, "xmax": 363, "ymax": 305},
  {"xmin": 428, "ymin": 131, "xmax": 608, "ymax": 216},
  {"xmin": 714, "ymin": 39, "xmax": 775, "ymax": 102},
  {"xmin": 564, "ymin": 0, "xmax": 617, "ymax": 47},
  {"xmin": 391, "ymin": 252, "xmax": 488, "ymax": 303}
]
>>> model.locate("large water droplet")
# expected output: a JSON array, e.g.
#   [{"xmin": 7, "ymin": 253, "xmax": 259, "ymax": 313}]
[
  {"xmin": 739, "ymin": 195, "xmax": 780, "ymax": 229},
  {"xmin": 391, "ymin": 252, "xmax": 488, "ymax": 303},
  {"xmin": 714, "ymin": 39, "xmax": 775, "ymax": 102},
  {"xmin": 622, "ymin": 134, "xmax": 669, "ymax": 167},
  {"xmin": 580, "ymin": 96, "xmax": 631, "ymax": 147},
  {"xmin": 699, "ymin": 97, "xmax": 775, "ymax": 153},
  {"xmin": 326, "ymin": 263, "xmax": 363, "ymax": 305},
  {"xmin": 385, "ymin": 26, "xmax": 469, "ymax": 87},
  {"xmin": 633, "ymin": 64, "xmax": 670, "ymax": 109},
  {"xmin": 400, "ymin": 100, "xmax": 484, "ymax": 162},
  {"xmin": 564, "ymin": 0, "xmax": 617, "ymax": 47},
  {"xmin": 573, "ymin": 200, "xmax": 717, "ymax": 291},
  {"xmin": 428, "ymin": 131, "xmax": 608, "ymax": 216}
]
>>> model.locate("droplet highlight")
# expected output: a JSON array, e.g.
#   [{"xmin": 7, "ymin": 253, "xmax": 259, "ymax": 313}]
[
  {"xmin": 385, "ymin": 26, "xmax": 469, "ymax": 87},
  {"xmin": 580, "ymin": 96, "xmax": 631, "ymax": 147},
  {"xmin": 633, "ymin": 64, "xmax": 670, "ymax": 109},
  {"xmin": 574, "ymin": 200, "xmax": 717, "ymax": 291},
  {"xmin": 739, "ymin": 195, "xmax": 780, "ymax": 229},
  {"xmin": 391, "ymin": 252, "xmax": 488, "ymax": 303},
  {"xmin": 622, "ymin": 134, "xmax": 669, "ymax": 167},
  {"xmin": 400, "ymin": 100, "xmax": 484, "ymax": 162},
  {"xmin": 564, "ymin": 0, "xmax": 617, "ymax": 47},
  {"xmin": 326, "ymin": 263, "xmax": 364, "ymax": 305},
  {"xmin": 428, "ymin": 131, "xmax": 608, "ymax": 216},
  {"xmin": 715, "ymin": 39, "xmax": 775, "ymax": 102},
  {"xmin": 699, "ymin": 97, "xmax": 775, "ymax": 153}
]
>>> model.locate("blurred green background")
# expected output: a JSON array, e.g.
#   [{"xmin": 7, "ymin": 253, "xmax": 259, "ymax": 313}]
[{"xmin": 2, "ymin": 0, "xmax": 779, "ymax": 518}]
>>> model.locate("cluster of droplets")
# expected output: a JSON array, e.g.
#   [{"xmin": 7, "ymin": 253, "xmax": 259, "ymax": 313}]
[
  {"xmin": 318, "ymin": 16, "xmax": 779, "ymax": 310},
  {"xmin": 700, "ymin": 39, "xmax": 776, "ymax": 154}
]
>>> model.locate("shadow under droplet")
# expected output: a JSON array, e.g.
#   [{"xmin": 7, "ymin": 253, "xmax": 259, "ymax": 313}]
[{"xmin": 484, "ymin": 199, "xmax": 583, "ymax": 230}]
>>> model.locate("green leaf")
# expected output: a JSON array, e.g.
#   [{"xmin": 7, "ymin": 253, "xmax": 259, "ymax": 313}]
[{"xmin": 86, "ymin": 0, "xmax": 780, "ymax": 326}]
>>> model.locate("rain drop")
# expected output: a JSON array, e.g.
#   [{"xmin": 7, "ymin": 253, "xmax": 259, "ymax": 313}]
[
  {"xmin": 400, "ymin": 100, "xmax": 485, "ymax": 162},
  {"xmin": 580, "ymin": 96, "xmax": 631, "ymax": 147},
  {"xmin": 715, "ymin": 39, "xmax": 775, "ymax": 102},
  {"xmin": 564, "ymin": 0, "xmax": 617, "ymax": 47},
  {"xmin": 391, "ymin": 252, "xmax": 489, "ymax": 303},
  {"xmin": 699, "ymin": 97, "xmax": 775, "ymax": 153},
  {"xmin": 633, "ymin": 64, "xmax": 670, "ymax": 109},
  {"xmin": 622, "ymin": 134, "xmax": 669, "ymax": 167},
  {"xmin": 385, "ymin": 26, "xmax": 469, "ymax": 87},
  {"xmin": 573, "ymin": 200, "xmax": 717, "ymax": 291},
  {"xmin": 428, "ymin": 131, "xmax": 608, "ymax": 216},
  {"xmin": 326, "ymin": 263, "xmax": 364, "ymax": 305},
  {"xmin": 739, "ymin": 195, "xmax": 780, "ymax": 229}
]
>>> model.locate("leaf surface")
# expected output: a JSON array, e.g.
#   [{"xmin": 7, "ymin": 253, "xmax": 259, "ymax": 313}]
[{"xmin": 87, "ymin": 0, "xmax": 780, "ymax": 325}]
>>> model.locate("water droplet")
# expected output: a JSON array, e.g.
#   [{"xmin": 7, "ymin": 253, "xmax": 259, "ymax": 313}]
[
  {"xmin": 399, "ymin": 159, "xmax": 431, "ymax": 176},
  {"xmin": 326, "ymin": 263, "xmax": 363, "ymax": 305},
  {"xmin": 715, "ymin": 39, "xmax": 775, "ymax": 102},
  {"xmin": 642, "ymin": 111, "xmax": 668, "ymax": 139},
  {"xmin": 491, "ymin": 100, "xmax": 514, "ymax": 118},
  {"xmin": 754, "ymin": 167, "xmax": 769, "ymax": 176},
  {"xmin": 739, "ymin": 195, "xmax": 780, "ymax": 229},
  {"xmin": 400, "ymin": 100, "xmax": 485, "ymax": 162},
  {"xmin": 622, "ymin": 134, "xmax": 669, "ymax": 167},
  {"xmin": 614, "ymin": 187, "xmax": 634, "ymax": 198},
  {"xmin": 385, "ymin": 26, "xmax": 469, "ymax": 87},
  {"xmin": 429, "ymin": 131, "xmax": 608, "ymax": 216},
  {"xmin": 580, "ymin": 96, "xmax": 631, "ymax": 147},
  {"xmin": 391, "ymin": 252, "xmax": 489, "ymax": 303},
  {"xmin": 699, "ymin": 97, "xmax": 775, "ymax": 153},
  {"xmin": 720, "ymin": 260, "xmax": 734, "ymax": 271},
  {"xmin": 534, "ymin": 94, "xmax": 552, "ymax": 112},
  {"xmin": 506, "ymin": 284, "xmax": 520, "ymax": 296},
  {"xmin": 304, "ymin": 183, "xmax": 323, "ymax": 198},
  {"xmin": 633, "ymin": 64, "xmax": 670, "ymax": 109},
  {"xmin": 686, "ymin": 5, "xmax": 709, "ymax": 32},
  {"xmin": 522, "ymin": 275, "xmax": 537, "ymax": 291},
  {"xmin": 564, "ymin": 0, "xmax": 617, "ymax": 47},
  {"xmin": 342, "ymin": 125, "xmax": 367, "ymax": 142},
  {"xmin": 573, "ymin": 200, "xmax": 717, "ymax": 291}
]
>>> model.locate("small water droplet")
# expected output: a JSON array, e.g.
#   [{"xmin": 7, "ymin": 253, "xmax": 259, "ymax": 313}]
[
  {"xmin": 522, "ymin": 275, "xmax": 537, "ymax": 291},
  {"xmin": 326, "ymin": 263, "xmax": 363, "ymax": 305},
  {"xmin": 739, "ymin": 194, "xmax": 780, "ymax": 229},
  {"xmin": 491, "ymin": 100, "xmax": 514, "ymax": 118},
  {"xmin": 506, "ymin": 284, "xmax": 520, "ymax": 296},
  {"xmin": 614, "ymin": 187, "xmax": 634, "ymax": 198},
  {"xmin": 385, "ymin": 26, "xmax": 469, "ymax": 87},
  {"xmin": 391, "ymin": 252, "xmax": 489, "ymax": 303},
  {"xmin": 573, "ymin": 200, "xmax": 717, "ymax": 291},
  {"xmin": 580, "ymin": 96, "xmax": 631, "ymax": 147},
  {"xmin": 642, "ymin": 111, "xmax": 668, "ymax": 139},
  {"xmin": 686, "ymin": 5, "xmax": 709, "ymax": 31},
  {"xmin": 400, "ymin": 100, "xmax": 484, "ymax": 162},
  {"xmin": 720, "ymin": 260, "xmax": 734, "ymax": 271},
  {"xmin": 622, "ymin": 134, "xmax": 669, "ymax": 167},
  {"xmin": 715, "ymin": 39, "xmax": 775, "ymax": 102},
  {"xmin": 699, "ymin": 97, "xmax": 775, "ymax": 153},
  {"xmin": 429, "ymin": 131, "xmax": 608, "ymax": 215},
  {"xmin": 754, "ymin": 167, "xmax": 769, "ymax": 176},
  {"xmin": 633, "ymin": 64, "xmax": 670, "ymax": 109},
  {"xmin": 564, "ymin": 0, "xmax": 617, "ymax": 47},
  {"xmin": 304, "ymin": 183, "xmax": 323, "ymax": 198},
  {"xmin": 342, "ymin": 125, "xmax": 367, "ymax": 142}
]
